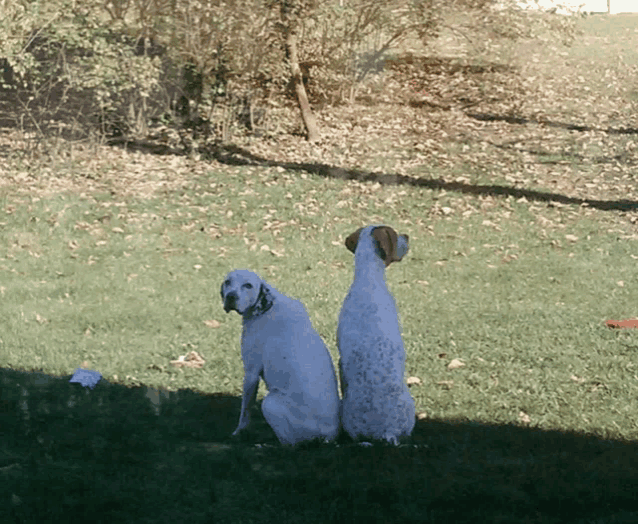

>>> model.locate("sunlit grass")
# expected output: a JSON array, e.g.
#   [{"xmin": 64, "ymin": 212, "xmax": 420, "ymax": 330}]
[
  {"xmin": 2, "ymin": 12, "xmax": 638, "ymax": 524},
  {"xmin": 1, "ymin": 160, "xmax": 638, "ymax": 440}
]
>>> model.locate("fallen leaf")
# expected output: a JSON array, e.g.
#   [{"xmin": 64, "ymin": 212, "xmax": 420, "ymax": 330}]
[
  {"xmin": 570, "ymin": 374, "xmax": 585, "ymax": 384},
  {"xmin": 417, "ymin": 412, "xmax": 428, "ymax": 420},
  {"xmin": 437, "ymin": 380, "xmax": 454, "ymax": 389},
  {"xmin": 519, "ymin": 411, "xmax": 531, "ymax": 424},
  {"xmin": 407, "ymin": 376, "xmax": 422, "ymax": 386},
  {"xmin": 606, "ymin": 319, "xmax": 638, "ymax": 328},
  {"xmin": 204, "ymin": 319, "xmax": 221, "ymax": 328},
  {"xmin": 565, "ymin": 234, "xmax": 578, "ymax": 242},
  {"xmin": 170, "ymin": 351, "xmax": 206, "ymax": 368},
  {"xmin": 447, "ymin": 358, "xmax": 465, "ymax": 370},
  {"xmin": 482, "ymin": 219, "xmax": 502, "ymax": 231},
  {"xmin": 590, "ymin": 382, "xmax": 607, "ymax": 392}
]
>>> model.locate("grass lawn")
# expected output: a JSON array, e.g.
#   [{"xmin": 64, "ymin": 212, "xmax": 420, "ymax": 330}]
[{"xmin": 1, "ymin": 11, "xmax": 638, "ymax": 524}]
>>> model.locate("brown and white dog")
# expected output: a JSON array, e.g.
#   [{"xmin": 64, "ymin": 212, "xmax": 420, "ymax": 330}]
[{"xmin": 337, "ymin": 225, "xmax": 415, "ymax": 444}]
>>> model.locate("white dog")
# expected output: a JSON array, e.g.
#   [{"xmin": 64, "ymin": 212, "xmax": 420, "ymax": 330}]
[
  {"xmin": 337, "ymin": 225, "xmax": 415, "ymax": 445},
  {"xmin": 221, "ymin": 269, "xmax": 340, "ymax": 445}
]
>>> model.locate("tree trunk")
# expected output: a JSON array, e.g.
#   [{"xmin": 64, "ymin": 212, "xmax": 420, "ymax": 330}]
[{"xmin": 284, "ymin": 25, "xmax": 320, "ymax": 142}]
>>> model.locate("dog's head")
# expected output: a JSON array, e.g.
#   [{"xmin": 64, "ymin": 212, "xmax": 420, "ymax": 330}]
[
  {"xmin": 345, "ymin": 225, "xmax": 409, "ymax": 267},
  {"xmin": 220, "ymin": 269, "xmax": 274, "ymax": 318}
]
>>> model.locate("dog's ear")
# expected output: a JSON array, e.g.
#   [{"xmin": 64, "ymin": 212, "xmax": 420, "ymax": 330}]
[
  {"xmin": 257, "ymin": 283, "xmax": 273, "ymax": 310},
  {"xmin": 220, "ymin": 276, "xmax": 231, "ymax": 300},
  {"xmin": 373, "ymin": 226, "xmax": 409, "ymax": 267},
  {"xmin": 345, "ymin": 228, "xmax": 364, "ymax": 254},
  {"xmin": 243, "ymin": 282, "xmax": 274, "ymax": 319},
  {"xmin": 372, "ymin": 226, "xmax": 397, "ymax": 266}
]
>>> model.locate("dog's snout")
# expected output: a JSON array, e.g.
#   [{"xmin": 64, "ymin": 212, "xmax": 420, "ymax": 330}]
[{"xmin": 224, "ymin": 292, "xmax": 238, "ymax": 313}]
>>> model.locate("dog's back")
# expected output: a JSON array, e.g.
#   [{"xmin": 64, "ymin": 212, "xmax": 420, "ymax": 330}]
[
  {"xmin": 250, "ymin": 291, "xmax": 338, "ymax": 396},
  {"xmin": 247, "ymin": 287, "xmax": 340, "ymax": 441},
  {"xmin": 338, "ymin": 226, "xmax": 415, "ymax": 443}
]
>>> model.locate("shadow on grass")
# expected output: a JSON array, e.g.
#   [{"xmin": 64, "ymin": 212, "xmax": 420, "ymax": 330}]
[
  {"xmin": 466, "ymin": 112, "xmax": 638, "ymax": 136},
  {"xmin": 210, "ymin": 144, "xmax": 638, "ymax": 212},
  {"xmin": 1, "ymin": 367, "xmax": 637, "ymax": 524},
  {"xmin": 108, "ymin": 139, "xmax": 638, "ymax": 212}
]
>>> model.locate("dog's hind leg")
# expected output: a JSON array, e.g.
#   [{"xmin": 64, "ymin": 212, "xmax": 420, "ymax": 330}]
[{"xmin": 261, "ymin": 393, "xmax": 296, "ymax": 445}]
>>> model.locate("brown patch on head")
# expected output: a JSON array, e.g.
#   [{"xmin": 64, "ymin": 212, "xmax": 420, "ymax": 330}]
[
  {"xmin": 345, "ymin": 228, "xmax": 364, "ymax": 254},
  {"xmin": 346, "ymin": 226, "xmax": 408, "ymax": 267},
  {"xmin": 373, "ymin": 226, "xmax": 400, "ymax": 267}
]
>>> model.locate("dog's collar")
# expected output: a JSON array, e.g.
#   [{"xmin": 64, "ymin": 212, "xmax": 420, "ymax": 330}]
[{"xmin": 243, "ymin": 284, "xmax": 274, "ymax": 320}]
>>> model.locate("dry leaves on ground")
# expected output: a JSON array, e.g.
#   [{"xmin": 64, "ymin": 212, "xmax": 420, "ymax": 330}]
[{"xmin": 170, "ymin": 351, "xmax": 206, "ymax": 369}]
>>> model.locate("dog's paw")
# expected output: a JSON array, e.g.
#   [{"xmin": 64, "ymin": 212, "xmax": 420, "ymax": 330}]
[
  {"xmin": 385, "ymin": 436, "xmax": 399, "ymax": 446},
  {"xmin": 232, "ymin": 419, "xmax": 250, "ymax": 436}
]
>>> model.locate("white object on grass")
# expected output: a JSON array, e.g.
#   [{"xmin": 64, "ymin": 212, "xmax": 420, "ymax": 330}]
[{"xmin": 69, "ymin": 369, "xmax": 102, "ymax": 389}]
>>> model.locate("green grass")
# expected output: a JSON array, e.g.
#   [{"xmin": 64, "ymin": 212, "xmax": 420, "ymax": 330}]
[
  {"xmin": 3, "ymin": 11, "xmax": 638, "ymax": 524},
  {"xmin": 5, "ymin": 170, "xmax": 636, "ymax": 433},
  {"xmin": 2, "ymin": 162, "xmax": 638, "ymax": 522}
]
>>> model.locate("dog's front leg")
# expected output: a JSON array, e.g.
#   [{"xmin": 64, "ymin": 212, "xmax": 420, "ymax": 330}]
[{"xmin": 232, "ymin": 370, "xmax": 261, "ymax": 436}]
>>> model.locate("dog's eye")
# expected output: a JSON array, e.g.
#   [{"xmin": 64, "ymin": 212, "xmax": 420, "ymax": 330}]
[
  {"xmin": 242, "ymin": 283, "xmax": 253, "ymax": 289},
  {"xmin": 224, "ymin": 279, "xmax": 231, "ymax": 287}
]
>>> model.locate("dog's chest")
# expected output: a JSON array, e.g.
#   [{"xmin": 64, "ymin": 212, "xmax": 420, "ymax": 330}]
[{"xmin": 240, "ymin": 315, "xmax": 272, "ymax": 359}]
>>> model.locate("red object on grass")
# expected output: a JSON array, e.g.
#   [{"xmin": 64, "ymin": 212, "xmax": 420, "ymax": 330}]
[{"xmin": 605, "ymin": 319, "xmax": 638, "ymax": 329}]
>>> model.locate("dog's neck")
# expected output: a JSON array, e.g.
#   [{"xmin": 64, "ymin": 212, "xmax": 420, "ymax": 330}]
[
  {"xmin": 243, "ymin": 284, "xmax": 274, "ymax": 320},
  {"xmin": 354, "ymin": 234, "xmax": 387, "ymax": 283}
]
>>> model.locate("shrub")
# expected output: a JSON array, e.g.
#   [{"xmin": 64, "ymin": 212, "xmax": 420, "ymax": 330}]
[{"xmin": 0, "ymin": 0, "xmax": 163, "ymax": 139}]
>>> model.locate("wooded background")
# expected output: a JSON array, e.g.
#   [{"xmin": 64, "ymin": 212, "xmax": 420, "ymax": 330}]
[{"xmin": 0, "ymin": 0, "xmax": 580, "ymax": 145}]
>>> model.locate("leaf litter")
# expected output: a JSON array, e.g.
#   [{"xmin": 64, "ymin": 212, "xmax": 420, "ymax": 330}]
[{"xmin": 1, "ymin": 18, "xmax": 637, "ymax": 233}]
